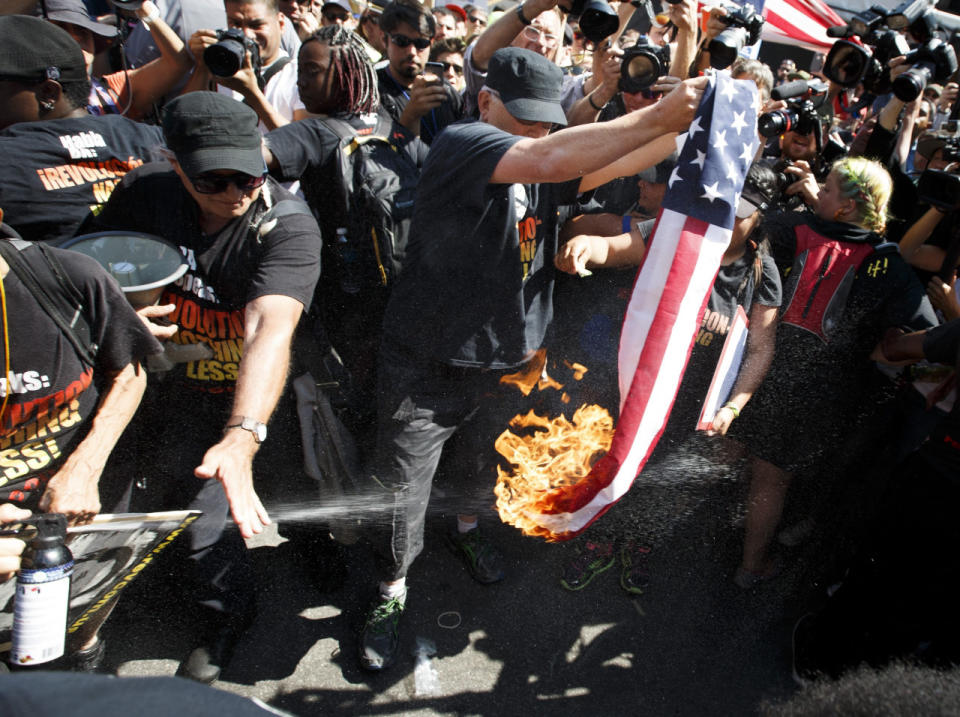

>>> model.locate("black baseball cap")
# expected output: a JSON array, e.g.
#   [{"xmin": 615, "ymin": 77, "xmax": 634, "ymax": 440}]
[
  {"xmin": 162, "ymin": 92, "xmax": 265, "ymax": 178},
  {"xmin": 486, "ymin": 47, "xmax": 566, "ymax": 127},
  {"xmin": 0, "ymin": 15, "xmax": 87, "ymax": 84},
  {"xmin": 41, "ymin": 0, "xmax": 119, "ymax": 53}
]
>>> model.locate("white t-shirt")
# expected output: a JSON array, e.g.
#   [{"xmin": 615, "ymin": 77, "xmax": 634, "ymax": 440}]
[{"xmin": 219, "ymin": 51, "xmax": 305, "ymax": 135}]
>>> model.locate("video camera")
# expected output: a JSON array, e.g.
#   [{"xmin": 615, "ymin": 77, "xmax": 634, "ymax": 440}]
[
  {"xmin": 203, "ymin": 28, "xmax": 263, "ymax": 84},
  {"xmin": 566, "ymin": 0, "xmax": 619, "ymax": 44},
  {"xmin": 823, "ymin": 0, "xmax": 957, "ymax": 103},
  {"xmin": 758, "ymin": 78, "xmax": 829, "ymax": 138},
  {"xmin": 619, "ymin": 35, "xmax": 671, "ymax": 93},
  {"xmin": 707, "ymin": 2, "xmax": 764, "ymax": 70}
]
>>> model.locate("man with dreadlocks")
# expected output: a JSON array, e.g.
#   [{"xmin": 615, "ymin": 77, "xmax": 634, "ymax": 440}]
[{"xmin": 264, "ymin": 24, "xmax": 427, "ymax": 410}]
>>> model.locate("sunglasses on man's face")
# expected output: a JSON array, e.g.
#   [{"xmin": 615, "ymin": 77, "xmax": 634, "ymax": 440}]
[
  {"xmin": 190, "ymin": 172, "xmax": 267, "ymax": 195},
  {"xmin": 468, "ymin": 15, "xmax": 486, "ymax": 25},
  {"xmin": 390, "ymin": 33, "xmax": 431, "ymax": 50},
  {"xmin": 434, "ymin": 60, "xmax": 463, "ymax": 75},
  {"xmin": 322, "ymin": 7, "xmax": 349, "ymax": 20}
]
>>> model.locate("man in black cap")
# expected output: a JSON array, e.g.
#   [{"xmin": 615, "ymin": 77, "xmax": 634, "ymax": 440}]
[
  {"xmin": 0, "ymin": 15, "xmax": 165, "ymax": 243},
  {"xmin": 358, "ymin": 46, "xmax": 703, "ymax": 671},
  {"xmin": 81, "ymin": 91, "xmax": 322, "ymax": 683}
]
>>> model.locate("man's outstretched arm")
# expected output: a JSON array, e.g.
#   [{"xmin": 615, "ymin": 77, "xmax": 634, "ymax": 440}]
[{"xmin": 194, "ymin": 293, "xmax": 303, "ymax": 538}]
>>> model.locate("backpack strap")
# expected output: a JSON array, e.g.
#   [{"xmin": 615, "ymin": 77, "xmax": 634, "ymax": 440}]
[
  {"xmin": 259, "ymin": 55, "xmax": 292, "ymax": 90},
  {"xmin": 0, "ymin": 239, "xmax": 97, "ymax": 367}
]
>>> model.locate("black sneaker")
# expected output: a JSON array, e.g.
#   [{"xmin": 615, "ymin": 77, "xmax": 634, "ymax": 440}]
[
  {"xmin": 620, "ymin": 541, "xmax": 651, "ymax": 595},
  {"xmin": 447, "ymin": 528, "xmax": 505, "ymax": 584},
  {"xmin": 560, "ymin": 541, "xmax": 616, "ymax": 591},
  {"xmin": 359, "ymin": 592, "xmax": 406, "ymax": 671}
]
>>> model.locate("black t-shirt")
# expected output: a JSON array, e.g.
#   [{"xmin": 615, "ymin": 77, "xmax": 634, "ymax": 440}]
[
  {"xmin": 79, "ymin": 165, "xmax": 322, "ymax": 396},
  {"xmin": 920, "ymin": 319, "xmax": 960, "ymax": 475},
  {"xmin": 0, "ymin": 114, "xmax": 165, "ymax": 244},
  {"xmin": 382, "ymin": 120, "xmax": 582, "ymax": 368},
  {"xmin": 0, "ymin": 225, "xmax": 161, "ymax": 505},
  {"xmin": 376, "ymin": 67, "xmax": 464, "ymax": 145}
]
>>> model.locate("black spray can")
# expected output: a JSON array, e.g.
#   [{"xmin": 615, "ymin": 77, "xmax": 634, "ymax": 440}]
[{"xmin": 9, "ymin": 514, "xmax": 73, "ymax": 667}]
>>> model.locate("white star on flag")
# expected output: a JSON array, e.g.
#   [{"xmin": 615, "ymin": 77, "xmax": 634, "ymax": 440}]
[
  {"xmin": 668, "ymin": 165, "xmax": 682, "ymax": 188},
  {"xmin": 691, "ymin": 149, "xmax": 706, "ymax": 169},
  {"xmin": 739, "ymin": 142, "xmax": 754, "ymax": 162},
  {"xmin": 721, "ymin": 79, "xmax": 738, "ymax": 102},
  {"xmin": 726, "ymin": 161, "xmax": 738, "ymax": 181},
  {"xmin": 714, "ymin": 130, "xmax": 727, "ymax": 152},
  {"xmin": 701, "ymin": 182, "xmax": 722, "ymax": 202},
  {"xmin": 730, "ymin": 111, "xmax": 748, "ymax": 135},
  {"xmin": 688, "ymin": 116, "xmax": 703, "ymax": 139}
]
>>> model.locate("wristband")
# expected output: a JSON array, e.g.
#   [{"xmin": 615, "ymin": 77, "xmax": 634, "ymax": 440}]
[
  {"xmin": 621, "ymin": 214, "xmax": 632, "ymax": 234},
  {"xmin": 141, "ymin": 4, "xmax": 161, "ymax": 27},
  {"xmin": 588, "ymin": 92, "xmax": 604, "ymax": 111},
  {"xmin": 515, "ymin": 4, "xmax": 532, "ymax": 26},
  {"xmin": 721, "ymin": 402, "xmax": 740, "ymax": 418}
]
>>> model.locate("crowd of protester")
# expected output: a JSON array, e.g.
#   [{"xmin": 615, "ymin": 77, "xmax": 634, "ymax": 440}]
[{"xmin": 1, "ymin": 0, "xmax": 959, "ymax": 698}]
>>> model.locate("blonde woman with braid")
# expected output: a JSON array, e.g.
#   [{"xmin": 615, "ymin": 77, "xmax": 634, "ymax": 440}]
[{"xmin": 731, "ymin": 156, "xmax": 939, "ymax": 588}]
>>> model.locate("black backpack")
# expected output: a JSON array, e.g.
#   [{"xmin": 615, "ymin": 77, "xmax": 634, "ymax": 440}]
[{"xmin": 321, "ymin": 115, "xmax": 420, "ymax": 289}]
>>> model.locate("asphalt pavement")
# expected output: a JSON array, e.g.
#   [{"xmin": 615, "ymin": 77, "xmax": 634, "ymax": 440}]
[{"xmin": 101, "ymin": 437, "xmax": 810, "ymax": 716}]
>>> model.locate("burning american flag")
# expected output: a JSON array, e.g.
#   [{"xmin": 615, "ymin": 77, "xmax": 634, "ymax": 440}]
[{"xmin": 496, "ymin": 72, "xmax": 759, "ymax": 541}]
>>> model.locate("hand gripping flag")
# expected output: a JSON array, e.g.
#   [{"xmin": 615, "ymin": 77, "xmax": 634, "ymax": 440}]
[{"xmin": 520, "ymin": 73, "xmax": 759, "ymax": 540}]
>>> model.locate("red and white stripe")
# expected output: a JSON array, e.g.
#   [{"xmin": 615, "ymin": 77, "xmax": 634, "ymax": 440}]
[
  {"xmin": 762, "ymin": 0, "xmax": 846, "ymax": 52},
  {"xmin": 527, "ymin": 209, "xmax": 732, "ymax": 538}
]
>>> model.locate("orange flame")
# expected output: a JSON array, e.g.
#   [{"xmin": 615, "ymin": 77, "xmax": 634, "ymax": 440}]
[{"xmin": 494, "ymin": 404, "xmax": 614, "ymax": 540}]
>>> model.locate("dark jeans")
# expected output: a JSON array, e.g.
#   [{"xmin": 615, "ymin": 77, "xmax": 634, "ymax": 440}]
[{"xmin": 368, "ymin": 344, "xmax": 522, "ymax": 582}]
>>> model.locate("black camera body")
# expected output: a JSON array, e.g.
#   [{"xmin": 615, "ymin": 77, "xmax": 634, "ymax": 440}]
[
  {"xmin": 892, "ymin": 37, "xmax": 958, "ymax": 102},
  {"xmin": 767, "ymin": 159, "xmax": 805, "ymax": 211},
  {"xmin": 707, "ymin": 3, "xmax": 764, "ymax": 70},
  {"xmin": 824, "ymin": 28, "xmax": 910, "ymax": 93},
  {"xmin": 918, "ymin": 168, "xmax": 960, "ymax": 212},
  {"xmin": 758, "ymin": 79, "xmax": 828, "ymax": 139},
  {"xmin": 619, "ymin": 35, "xmax": 671, "ymax": 93},
  {"xmin": 204, "ymin": 28, "xmax": 262, "ymax": 81}
]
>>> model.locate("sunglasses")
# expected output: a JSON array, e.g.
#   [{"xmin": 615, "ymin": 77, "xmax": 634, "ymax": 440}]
[
  {"xmin": 190, "ymin": 172, "xmax": 267, "ymax": 195},
  {"xmin": 639, "ymin": 88, "xmax": 662, "ymax": 100},
  {"xmin": 434, "ymin": 60, "xmax": 463, "ymax": 75},
  {"xmin": 390, "ymin": 33, "xmax": 431, "ymax": 50},
  {"xmin": 468, "ymin": 15, "xmax": 486, "ymax": 25},
  {"xmin": 322, "ymin": 7, "xmax": 349, "ymax": 20}
]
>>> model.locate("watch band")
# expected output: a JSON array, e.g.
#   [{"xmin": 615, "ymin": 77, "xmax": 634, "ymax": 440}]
[
  {"xmin": 224, "ymin": 416, "xmax": 267, "ymax": 443},
  {"xmin": 515, "ymin": 3, "xmax": 532, "ymax": 26}
]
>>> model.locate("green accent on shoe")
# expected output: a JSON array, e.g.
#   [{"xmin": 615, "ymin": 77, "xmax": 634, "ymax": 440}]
[
  {"xmin": 359, "ymin": 593, "xmax": 406, "ymax": 671},
  {"xmin": 448, "ymin": 529, "xmax": 505, "ymax": 584},
  {"xmin": 620, "ymin": 542, "xmax": 651, "ymax": 595},
  {"xmin": 560, "ymin": 541, "xmax": 616, "ymax": 591}
]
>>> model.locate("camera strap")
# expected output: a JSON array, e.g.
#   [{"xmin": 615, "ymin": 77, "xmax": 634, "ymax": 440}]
[{"xmin": 259, "ymin": 56, "xmax": 291, "ymax": 91}]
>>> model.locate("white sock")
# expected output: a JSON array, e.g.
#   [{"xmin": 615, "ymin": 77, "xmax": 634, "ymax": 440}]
[
  {"xmin": 457, "ymin": 517, "xmax": 478, "ymax": 534},
  {"xmin": 379, "ymin": 579, "xmax": 406, "ymax": 601}
]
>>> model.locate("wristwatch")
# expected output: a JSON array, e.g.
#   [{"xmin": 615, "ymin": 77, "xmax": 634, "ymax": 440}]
[
  {"xmin": 515, "ymin": 3, "xmax": 531, "ymax": 26},
  {"xmin": 224, "ymin": 416, "xmax": 267, "ymax": 443}
]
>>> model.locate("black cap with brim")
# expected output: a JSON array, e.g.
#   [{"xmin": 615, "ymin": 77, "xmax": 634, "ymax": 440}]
[
  {"xmin": 917, "ymin": 134, "xmax": 947, "ymax": 161},
  {"xmin": 487, "ymin": 47, "xmax": 567, "ymax": 127},
  {"xmin": 0, "ymin": 15, "xmax": 87, "ymax": 84},
  {"xmin": 162, "ymin": 92, "xmax": 265, "ymax": 177}
]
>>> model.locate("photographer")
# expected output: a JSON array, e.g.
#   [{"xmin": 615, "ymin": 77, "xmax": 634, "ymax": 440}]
[
  {"xmin": 184, "ymin": 0, "xmax": 306, "ymax": 132},
  {"xmin": 375, "ymin": 0, "xmax": 463, "ymax": 144}
]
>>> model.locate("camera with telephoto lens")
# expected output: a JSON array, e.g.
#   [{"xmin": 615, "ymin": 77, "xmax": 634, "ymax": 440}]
[
  {"xmin": 891, "ymin": 38, "xmax": 958, "ymax": 102},
  {"xmin": 757, "ymin": 79, "xmax": 828, "ymax": 138},
  {"xmin": 619, "ymin": 35, "xmax": 671, "ymax": 93},
  {"xmin": 203, "ymin": 28, "xmax": 262, "ymax": 81},
  {"xmin": 566, "ymin": 0, "xmax": 619, "ymax": 44},
  {"xmin": 707, "ymin": 2, "xmax": 764, "ymax": 70}
]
